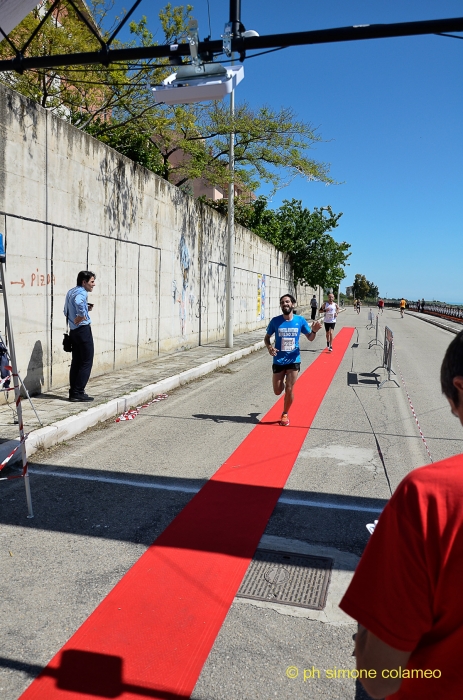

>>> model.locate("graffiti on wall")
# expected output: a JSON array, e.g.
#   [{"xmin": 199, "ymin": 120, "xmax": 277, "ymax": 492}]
[
  {"xmin": 257, "ymin": 274, "xmax": 266, "ymax": 320},
  {"xmin": 10, "ymin": 270, "xmax": 56, "ymax": 288},
  {"xmin": 176, "ymin": 234, "xmax": 195, "ymax": 337}
]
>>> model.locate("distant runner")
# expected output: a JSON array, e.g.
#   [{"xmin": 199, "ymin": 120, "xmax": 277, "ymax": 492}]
[
  {"xmin": 321, "ymin": 292, "xmax": 339, "ymax": 352},
  {"xmin": 400, "ymin": 297, "xmax": 406, "ymax": 318},
  {"xmin": 355, "ymin": 299, "xmax": 361, "ymax": 314},
  {"xmin": 378, "ymin": 298, "xmax": 384, "ymax": 314},
  {"xmin": 264, "ymin": 294, "xmax": 322, "ymax": 427}
]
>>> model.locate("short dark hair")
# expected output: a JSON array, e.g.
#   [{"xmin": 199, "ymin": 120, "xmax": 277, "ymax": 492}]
[
  {"xmin": 77, "ymin": 270, "xmax": 96, "ymax": 286},
  {"xmin": 441, "ymin": 331, "xmax": 463, "ymax": 406},
  {"xmin": 280, "ymin": 294, "xmax": 296, "ymax": 304}
]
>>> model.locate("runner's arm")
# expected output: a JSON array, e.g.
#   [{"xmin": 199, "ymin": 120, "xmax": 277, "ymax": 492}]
[
  {"xmin": 264, "ymin": 333, "xmax": 278, "ymax": 356},
  {"xmin": 354, "ymin": 625, "xmax": 412, "ymax": 699},
  {"xmin": 303, "ymin": 321, "xmax": 322, "ymax": 341}
]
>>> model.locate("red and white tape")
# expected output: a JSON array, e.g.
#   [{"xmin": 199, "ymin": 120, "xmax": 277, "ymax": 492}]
[
  {"xmin": 0, "ymin": 434, "xmax": 29, "ymax": 478},
  {"xmin": 115, "ymin": 394, "xmax": 168, "ymax": 422},
  {"xmin": 392, "ymin": 341, "xmax": 433, "ymax": 463}
]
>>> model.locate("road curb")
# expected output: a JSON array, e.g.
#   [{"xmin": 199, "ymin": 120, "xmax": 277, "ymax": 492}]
[{"xmin": 23, "ymin": 339, "xmax": 266, "ymax": 459}]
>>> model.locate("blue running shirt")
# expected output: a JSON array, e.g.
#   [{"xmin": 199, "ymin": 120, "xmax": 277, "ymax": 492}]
[{"xmin": 266, "ymin": 314, "xmax": 312, "ymax": 365}]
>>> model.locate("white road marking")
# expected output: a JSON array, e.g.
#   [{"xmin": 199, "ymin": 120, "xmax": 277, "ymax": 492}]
[
  {"xmin": 28, "ymin": 468, "xmax": 383, "ymax": 513},
  {"xmin": 278, "ymin": 496, "xmax": 382, "ymax": 513}
]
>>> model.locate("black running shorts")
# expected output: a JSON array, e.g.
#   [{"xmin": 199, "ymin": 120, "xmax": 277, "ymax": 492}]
[{"xmin": 272, "ymin": 363, "xmax": 300, "ymax": 374}]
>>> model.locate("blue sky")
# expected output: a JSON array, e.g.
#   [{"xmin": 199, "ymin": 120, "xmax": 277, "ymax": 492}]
[{"xmin": 108, "ymin": 1, "xmax": 463, "ymax": 301}]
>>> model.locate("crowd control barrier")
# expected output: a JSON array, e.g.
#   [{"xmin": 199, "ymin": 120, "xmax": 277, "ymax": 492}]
[
  {"xmin": 409, "ymin": 302, "xmax": 463, "ymax": 324},
  {"xmin": 371, "ymin": 326, "xmax": 399, "ymax": 389},
  {"xmin": 368, "ymin": 313, "xmax": 382, "ymax": 349},
  {"xmin": 367, "ymin": 308, "xmax": 375, "ymax": 329}
]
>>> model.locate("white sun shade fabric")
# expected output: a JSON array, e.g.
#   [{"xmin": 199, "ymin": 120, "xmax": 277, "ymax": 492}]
[{"xmin": 0, "ymin": 0, "xmax": 38, "ymax": 38}]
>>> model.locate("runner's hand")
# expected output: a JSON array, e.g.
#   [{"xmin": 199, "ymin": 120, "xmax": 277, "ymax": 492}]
[
  {"xmin": 267, "ymin": 345, "xmax": 278, "ymax": 356},
  {"xmin": 312, "ymin": 321, "xmax": 322, "ymax": 333}
]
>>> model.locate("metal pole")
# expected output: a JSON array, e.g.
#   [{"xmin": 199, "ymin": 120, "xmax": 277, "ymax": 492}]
[
  {"xmin": 225, "ymin": 65, "xmax": 235, "ymax": 347},
  {"xmin": 229, "ymin": 0, "xmax": 241, "ymax": 36},
  {"xmin": 0, "ymin": 264, "xmax": 33, "ymax": 517},
  {"xmin": 225, "ymin": 1, "xmax": 241, "ymax": 348}
]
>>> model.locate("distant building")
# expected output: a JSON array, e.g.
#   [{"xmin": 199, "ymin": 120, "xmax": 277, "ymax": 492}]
[{"xmin": 346, "ymin": 286, "xmax": 353, "ymax": 298}]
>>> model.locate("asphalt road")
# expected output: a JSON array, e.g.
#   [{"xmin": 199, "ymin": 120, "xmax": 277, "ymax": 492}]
[{"xmin": 1, "ymin": 307, "xmax": 461, "ymax": 700}]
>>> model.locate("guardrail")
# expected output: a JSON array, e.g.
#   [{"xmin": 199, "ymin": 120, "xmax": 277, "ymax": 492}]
[{"xmin": 408, "ymin": 303, "xmax": 463, "ymax": 323}]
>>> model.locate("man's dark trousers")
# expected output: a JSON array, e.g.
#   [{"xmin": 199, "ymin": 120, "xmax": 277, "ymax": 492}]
[
  {"xmin": 311, "ymin": 307, "xmax": 317, "ymax": 321},
  {"xmin": 69, "ymin": 325, "xmax": 94, "ymax": 396}
]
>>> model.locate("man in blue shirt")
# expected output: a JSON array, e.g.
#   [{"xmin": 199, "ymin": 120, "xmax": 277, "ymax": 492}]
[
  {"xmin": 64, "ymin": 270, "xmax": 96, "ymax": 402},
  {"xmin": 264, "ymin": 294, "xmax": 322, "ymax": 426}
]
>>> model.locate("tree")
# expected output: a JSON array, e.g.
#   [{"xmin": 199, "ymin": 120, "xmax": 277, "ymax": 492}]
[
  {"xmin": 352, "ymin": 274, "xmax": 370, "ymax": 300},
  {"xmin": 273, "ymin": 200, "xmax": 350, "ymax": 289},
  {"xmin": 0, "ymin": 2, "xmax": 186, "ymax": 130},
  {"xmin": 158, "ymin": 101, "xmax": 334, "ymax": 192},
  {"xmin": 204, "ymin": 197, "xmax": 350, "ymax": 290},
  {"xmin": 202, "ymin": 195, "xmax": 281, "ymax": 240},
  {"xmin": 367, "ymin": 280, "xmax": 379, "ymax": 298},
  {"xmin": 0, "ymin": 3, "xmax": 335, "ymax": 192}
]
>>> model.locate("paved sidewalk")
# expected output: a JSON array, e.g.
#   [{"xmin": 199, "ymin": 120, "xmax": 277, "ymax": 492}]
[
  {"xmin": 406, "ymin": 309, "xmax": 463, "ymax": 334},
  {"xmin": 0, "ymin": 328, "xmax": 268, "ymax": 462}
]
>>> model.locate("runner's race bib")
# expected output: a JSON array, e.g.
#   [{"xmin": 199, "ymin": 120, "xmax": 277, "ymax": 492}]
[
  {"xmin": 282, "ymin": 336, "xmax": 296, "ymax": 352},
  {"xmin": 324, "ymin": 302, "xmax": 337, "ymax": 324}
]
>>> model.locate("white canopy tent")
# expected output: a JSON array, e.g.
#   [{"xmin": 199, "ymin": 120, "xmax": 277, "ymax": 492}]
[{"xmin": 0, "ymin": 0, "xmax": 38, "ymax": 38}]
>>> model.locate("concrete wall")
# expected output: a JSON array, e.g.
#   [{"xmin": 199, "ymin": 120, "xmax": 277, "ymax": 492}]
[{"xmin": 0, "ymin": 84, "xmax": 318, "ymax": 394}]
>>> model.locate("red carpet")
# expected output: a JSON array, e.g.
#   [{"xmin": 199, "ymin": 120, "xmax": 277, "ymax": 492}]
[{"xmin": 20, "ymin": 328, "xmax": 354, "ymax": 700}]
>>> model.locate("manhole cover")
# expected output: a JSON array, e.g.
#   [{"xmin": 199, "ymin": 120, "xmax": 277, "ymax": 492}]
[{"xmin": 237, "ymin": 549, "xmax": 333, "ymax": 610}]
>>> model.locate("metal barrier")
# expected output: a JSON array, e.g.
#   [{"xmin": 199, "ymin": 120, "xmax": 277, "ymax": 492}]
[
  {"xmin": 409, "ymin": 301, "xmax": 463, "ymax": 323},
  {"xmin": 367, "ymin": 308, "xmax": 375, "ymax": 329},
  {"xmin": 371, "ymin": 326, "xmax": 399, "ymax": 389},
  {"xmin": 368, "ymin": 314, "xmax": 382, "ymax": 348},
  {"xmin": 379, "ymin": 327, "xmax": 399, "ymax": 388}
]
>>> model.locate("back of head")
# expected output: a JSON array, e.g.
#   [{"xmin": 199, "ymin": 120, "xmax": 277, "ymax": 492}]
[{"xmin": 441, "ymin": 331, "xmax": 463, "ymax": 406}]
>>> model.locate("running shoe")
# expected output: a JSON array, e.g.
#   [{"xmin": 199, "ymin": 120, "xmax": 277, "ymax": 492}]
[
  {"xmin": 280, "ymin": 413, "xmax": 290, "ymax": 427},
  {"xmin": 329, "ymin": 346, "xmax": 333, "ymax": 352}
]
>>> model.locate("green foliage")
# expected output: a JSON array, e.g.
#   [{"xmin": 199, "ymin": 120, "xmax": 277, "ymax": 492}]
[
  {"xmin": 86, "ymin": 120, "xmax": 164, "ymax": 173},
  {"xmin": 159, "ymin": 3, "xmax": 194, "ymax": 43},
  {"xmin": 367, "ymin": 280, "xmax": 379, "ymax": 298},
  {"xmin": 0, "ymin": 3, "xmax": 335, "ymax": 193},
  {"xmin": 352, "ymin": 274, "xmax": 371, "ymax": 300},
  {"xmin": 185, "ymin": 102, "xmax": 334, "ymax": 194},
  {"xmin": 274, "ymin": 200, "xmax": 349, "ymax": 289},
  {"xmin": 203, "ymin": 197, "xmax": 350, "ymax": 290},
  {"xmin": 351, "ymin": 276, "xmax": 379, "ymax": 299},
  {"xmin": 0, "ymin": 0, "xmax": 104, "ymax": 119},
  {"xmin": 201, "ymin": 195, "xmax": 281, "ymax": 241},
  {"xmin": 0, "ymin": 1, "xmax": 174, "ymax": 130}
]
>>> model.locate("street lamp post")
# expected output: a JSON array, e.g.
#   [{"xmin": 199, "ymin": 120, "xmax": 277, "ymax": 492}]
[
  {"xmin": 225, "ymin": 56, "xmax": 235, "ymax": 348},
  {"xmin": 318, "ymin": 206, "xmax": 329, "ymax": 309},
  {"xmin": 225, "ymin": 0, "xmax": 241, "ymax": 349}
]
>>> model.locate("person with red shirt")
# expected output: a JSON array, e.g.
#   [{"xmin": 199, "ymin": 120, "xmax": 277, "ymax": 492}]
[{"xmin": 339, "ymin": 330, "xmax": 463, "ymax": 699}]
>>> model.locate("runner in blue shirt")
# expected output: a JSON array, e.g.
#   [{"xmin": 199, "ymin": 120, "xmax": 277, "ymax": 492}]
[{"xmin": 264, "ymin": 294, "xmax": 322, "ymax": 426}]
